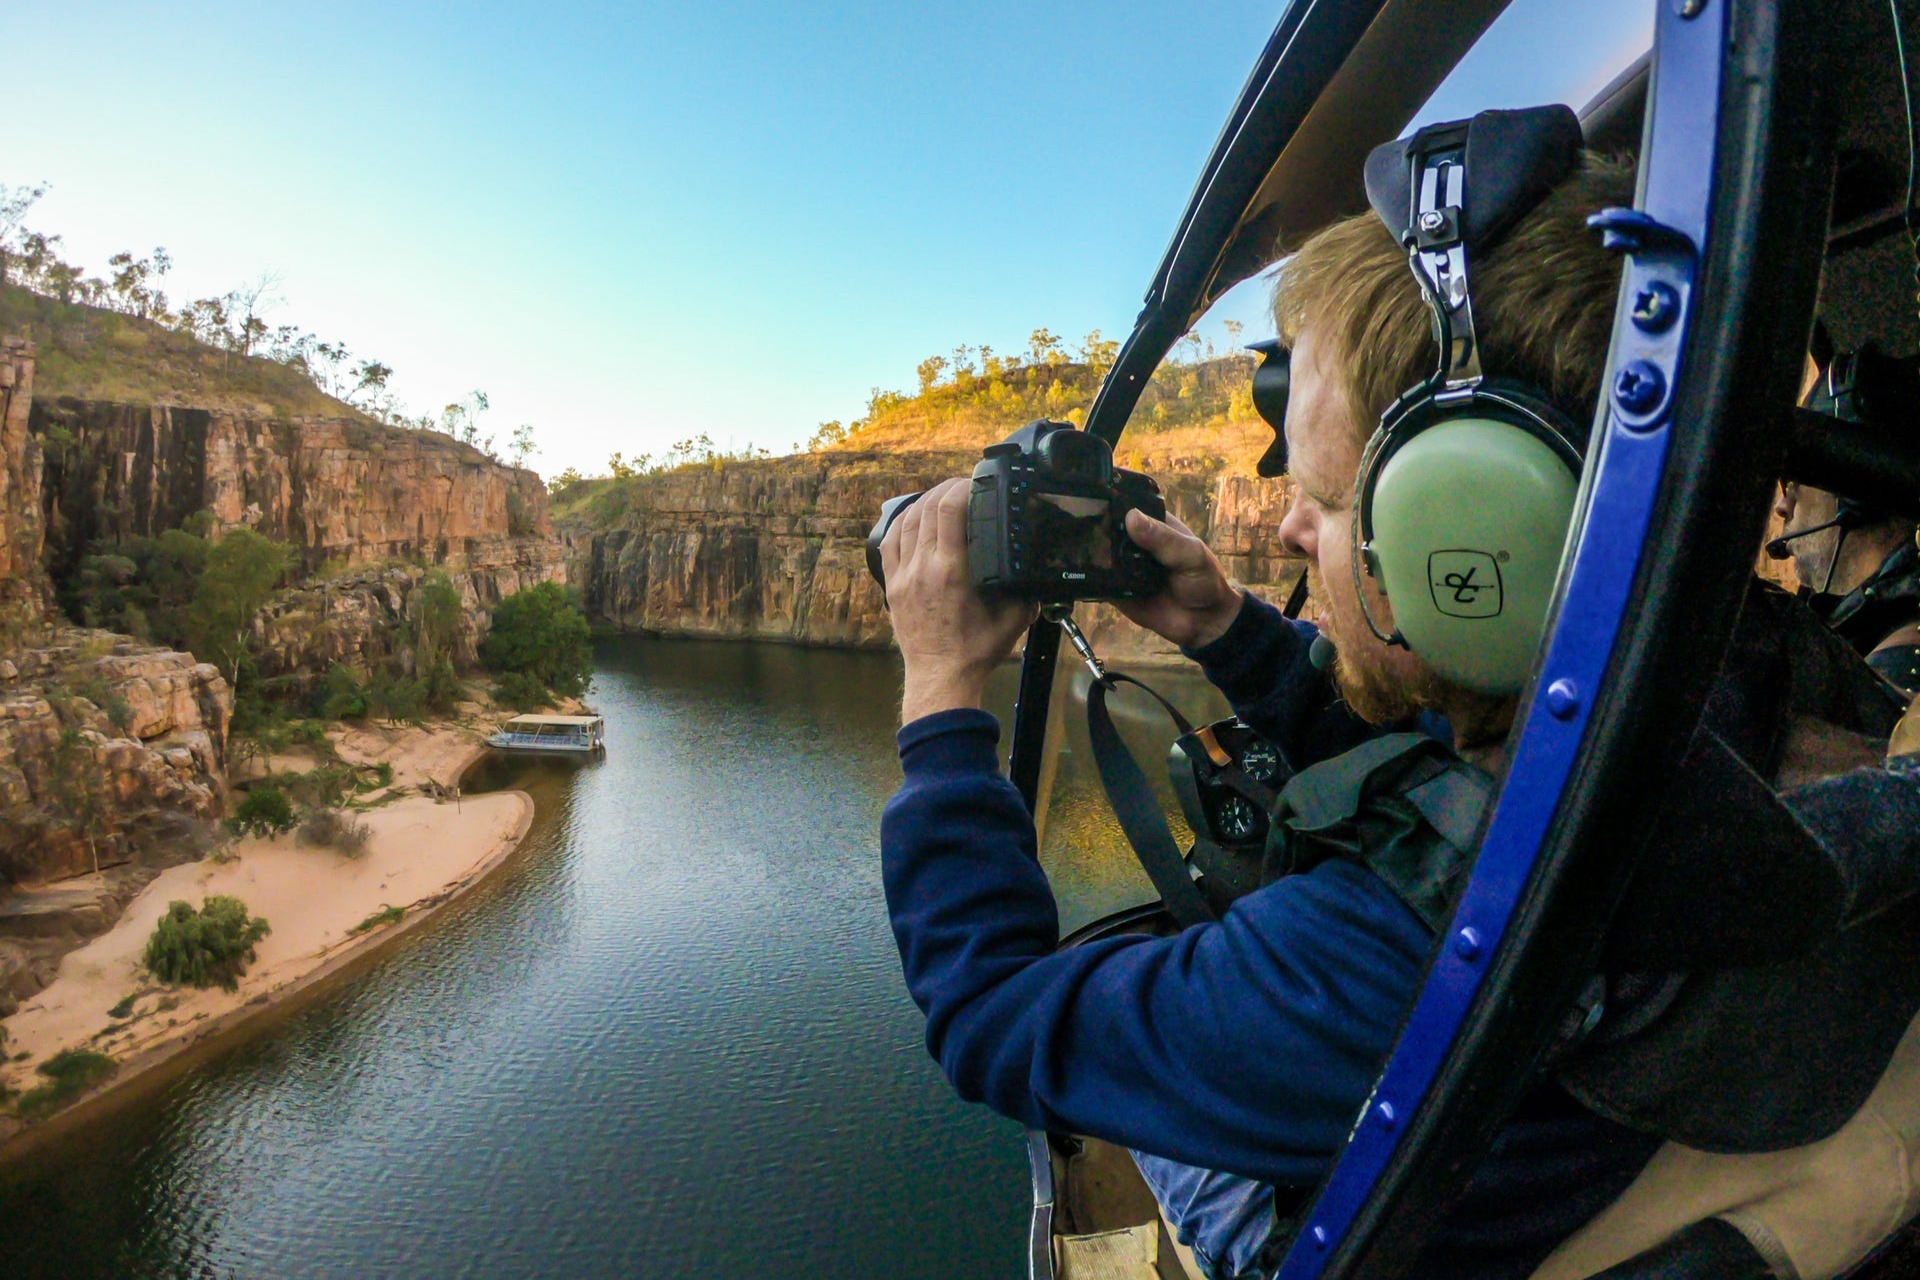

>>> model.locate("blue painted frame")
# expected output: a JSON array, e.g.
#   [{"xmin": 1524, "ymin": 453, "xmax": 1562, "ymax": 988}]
[{"xmin": 1271, "ymin": 3, "xmax": 1726, "ymax": 1275}]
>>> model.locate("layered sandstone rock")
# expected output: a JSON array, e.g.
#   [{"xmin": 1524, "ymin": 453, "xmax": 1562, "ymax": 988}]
[
  {"xmin": 31, "ymin": 398, "xmax": 563, "ymax": 584},
  {"xmin": 23, "ymin": 393, "xmax": 567, "ymax": 689},
  {"xmin": 251, "ymin": 554, "xmax": 565, "ymax": 684},
  {"xmin": 0, "ymin": 636, "xmax": 231, "ymax": 1016},
  {"xmin": 0, "ymin": 337, "xmax": 43, "ymax": 621},
  {"xmin": 0, "ymin": 631, "xmax": 230, "ymax": 889},
  {"xmin": 565, "ymin": 452, "xmax": 1302, "ymax": 663}
]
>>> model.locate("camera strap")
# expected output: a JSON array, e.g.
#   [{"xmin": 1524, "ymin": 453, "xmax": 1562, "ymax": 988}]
[{"xmin": 1054, "ymin": 612, "xmax": 1219, "ymax": 928}]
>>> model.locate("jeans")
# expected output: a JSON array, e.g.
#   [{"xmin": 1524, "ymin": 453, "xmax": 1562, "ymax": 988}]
[{"xmin": 1130, "ymin": 1149, "xmax": 1276, "ymax": 1280}]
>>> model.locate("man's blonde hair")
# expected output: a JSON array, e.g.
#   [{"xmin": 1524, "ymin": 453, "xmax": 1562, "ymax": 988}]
[{"xmin": 1273, "ymin": 152, "xmax": 1637, "ymax": 443}]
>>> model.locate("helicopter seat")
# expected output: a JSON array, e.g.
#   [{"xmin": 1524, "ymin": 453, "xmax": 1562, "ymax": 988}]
[{"xmin": 1529, "ymin": 1005, "xmax": 1920, "ymax": 1280}]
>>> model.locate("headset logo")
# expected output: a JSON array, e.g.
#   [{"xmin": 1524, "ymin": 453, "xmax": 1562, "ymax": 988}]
[{"xmin": 1427, "ymin": 550, "xmax": 1504, "ymax": 619}]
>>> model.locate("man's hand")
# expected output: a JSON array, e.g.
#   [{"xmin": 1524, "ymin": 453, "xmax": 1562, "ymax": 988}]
[
  {"xmin": 1116, "ymin": 508, "xmax": 1244, "ymax": 649},
  {"xmin": 882, "ymin": 477, "xmax": 1038, "ymax": 724}
]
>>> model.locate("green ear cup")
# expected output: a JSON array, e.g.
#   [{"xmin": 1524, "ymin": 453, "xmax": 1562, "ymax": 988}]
[{"xmin": 1368, "ymin": 417, "xmax": 1578, "ymax": 695}]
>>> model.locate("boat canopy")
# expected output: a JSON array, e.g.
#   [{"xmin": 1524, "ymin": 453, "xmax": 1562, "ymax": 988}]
[{"xmin": 499, "ymin": 715, "xmax": 602, "ymax": 728}]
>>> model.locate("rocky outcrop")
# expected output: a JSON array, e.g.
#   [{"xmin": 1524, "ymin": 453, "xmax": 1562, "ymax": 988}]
[
  {"xmin": 0, "ymin": 344, "xmax": 563, "ymax": 889},
  {"xmin": 0, "ymin": 631, "xmax": 230, "ymax": 891},
  {"xmin": 565, "ymin": 452, "xmax": 1302, "ymax": 662},
  {"xmin": 0, "ymin": 338, "xmax": 43, "ymax": 623},
  {"xmin": 0, "ymin": 632, "xmax": 232, "ymax": 1016},
  {"xmin": 251, "ymin": 554, "xmax": 560, "ymax": 683},
  {"xmin": 30, "ymin": 398, "xmax": 565, "ymax": 591},
  {"xmin": 576, "ymin": 452, "xmax": 969, "ymax": 647},
  {"xmin": 18, "ymin": 385, "xmax": 567, "ymax": 693}
]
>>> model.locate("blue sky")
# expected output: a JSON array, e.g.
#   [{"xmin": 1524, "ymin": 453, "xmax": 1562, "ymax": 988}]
[{"xmin": 4, "ymin": 2, "xmax": 1650, "ymax": 477}]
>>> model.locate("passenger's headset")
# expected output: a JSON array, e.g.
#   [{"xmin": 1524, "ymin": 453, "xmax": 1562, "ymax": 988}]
[
  {"xmin": 1765, "ymin": 342, "xmax": 1913, "ymax": 571},
  {"xmin": 1249, "ymin": 106, "xmax": 1591, "ymax": 696}
]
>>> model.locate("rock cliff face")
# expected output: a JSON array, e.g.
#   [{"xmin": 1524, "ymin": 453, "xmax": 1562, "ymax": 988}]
[
  {"xmin": 0, "ymin": 338, "xmax": 43, "ymax": 623},
  {"xmin": 23, "ymin": 388, "xmax": 567, "ymax": 693},
  {"xmin": 0, "ymin": 343, "xmax": 564, "ymax": 895},
  {"xmin": 0, "ymin": 631, "xmax": 232, "ymax": 1013},
  {"xmin": 0, "ymin": 632, "xmax": 230, "ymax": 883},
  {"xmin": 32, "ymin": 397, "xmax": 562, "ymax": 585},
  {"xmin": 565, "ymin": 451, "xmax": 1301, "ymax": 662}
]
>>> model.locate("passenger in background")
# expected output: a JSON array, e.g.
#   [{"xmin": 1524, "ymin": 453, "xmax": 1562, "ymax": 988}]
[{"xmin": 1774, "ymin": 346, "xmax": 1920, "ymax": 696}]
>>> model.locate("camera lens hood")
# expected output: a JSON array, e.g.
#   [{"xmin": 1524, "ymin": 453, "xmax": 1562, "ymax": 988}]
[{"xmin": 865, "ymin": 491, "xmax": 922, "ymax": 592}]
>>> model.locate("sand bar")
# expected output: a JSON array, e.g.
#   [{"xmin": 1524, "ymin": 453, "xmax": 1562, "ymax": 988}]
[{"xmin": 0, "ymin": 728, "xmax": 535, "ymax": 1150}]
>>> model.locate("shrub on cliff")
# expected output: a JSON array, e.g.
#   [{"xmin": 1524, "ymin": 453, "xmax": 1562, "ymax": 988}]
[
  {"xmin": 231, "ymin": 782, "xmax": 295, "ymax": 836},
  {"xmin": 479, "ymin": 582, "xmax": 592, "ymax": 701},
  {"xmin": 144, "ymin": 896, "xmax": 271, "ymax": 991}
]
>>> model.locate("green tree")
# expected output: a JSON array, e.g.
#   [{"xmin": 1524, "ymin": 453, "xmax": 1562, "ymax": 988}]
[
  {"xmin": 1081, "ymin": 328, "xmax": 1119, "ymax": 373},
  {"xmin": 50, "ymin": 726, "xmax": 108, "ymax": 874},
  {"xmin": 916, "ymin": 354, "xmax": 948, "ymax": 393},
  {"xmin": 411, "ymin": 569, "xmax": 464, "ymax": 668},
  {"xmin": 349, "ymin": 359, "xmax": 393, "ymax": 406},
  {"xmin": 106, "ymin": 246, "xmax": 173, "ymax": 320},
  {"xmin": 509, "ymin": 423, "xmax": 537, "ymax": 467},
  {"xmin": 144, "ymin": 896, "xmax": 271, "ymax": 991},
  {"xmin": 479, "ymin": 582, "xmax": 592, "ymax": 701},
  {"xmin": 0, "ymin": 181, "xmax": 48, "ymax": 289},
  {"xmin": 187, "ymin": 528, "xmax": 290, "ymax": 694},
  {"xmin": 806, "ymin": 420, "xmax": 848, "ymax": 451}
]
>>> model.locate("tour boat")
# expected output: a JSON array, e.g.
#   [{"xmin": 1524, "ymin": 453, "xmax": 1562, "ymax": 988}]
[{"xmin": 485, "ymin": 713, "xmax": 606, "ymax": 754}]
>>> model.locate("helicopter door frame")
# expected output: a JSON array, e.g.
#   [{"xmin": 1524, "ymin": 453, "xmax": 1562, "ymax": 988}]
[{"xmin": 1276, "ymin": 0, "xmax": 1837, "ymax": 1272}]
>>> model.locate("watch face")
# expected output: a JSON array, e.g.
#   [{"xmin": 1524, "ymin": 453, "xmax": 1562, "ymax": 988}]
[
  {"xmin": 1239, "ymin": 741, "xmax": 1281, "ymax": 784},
  {"xmin": 1214, "ymin": 794, "xmax": 1261, "ymax": 843}
]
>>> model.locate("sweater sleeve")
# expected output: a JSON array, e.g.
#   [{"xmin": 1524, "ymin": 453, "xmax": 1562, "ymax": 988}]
[{"xmin": 881, "ymin": 708, "xmax": 1438, "ymax": 1185}]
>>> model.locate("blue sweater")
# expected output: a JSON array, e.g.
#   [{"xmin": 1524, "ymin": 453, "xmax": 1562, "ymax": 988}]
[{"xmin": 881, "ymin": 595, "xmax": 1659, "ymax": 1276}]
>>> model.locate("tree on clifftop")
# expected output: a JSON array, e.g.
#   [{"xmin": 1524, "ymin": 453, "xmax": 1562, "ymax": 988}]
[
  {"xmin": 0, "ymin": 181, "xmax": 48, "ymax": 289},
  {"xmin": 480, "ymin": 582, "xmax": 592, "ymax": 706}
]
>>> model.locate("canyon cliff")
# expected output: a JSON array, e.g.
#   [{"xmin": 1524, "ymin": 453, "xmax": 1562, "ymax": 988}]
[
  {"xmin": 0, "ymin": 339, "xmax": 565, "ymax": 903},
  {"xmin": 561, "ymin": 450, "xmax": 1301, "ymax": 662}
]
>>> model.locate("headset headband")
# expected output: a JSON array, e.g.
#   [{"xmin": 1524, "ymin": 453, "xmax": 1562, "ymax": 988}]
[{"xmin": 1363, "ymin": 106, "xmax": 1586, "ymax": 392}]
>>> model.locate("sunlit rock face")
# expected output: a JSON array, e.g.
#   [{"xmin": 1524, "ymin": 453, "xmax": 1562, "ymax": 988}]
[
  {"xmin": 29, "ymin": 397, "xmax": 564, "ymax": 580},
  {"xmin": 566, "ymin": 453, "xmax": 1304, "ymax": 663},
  {"xmin": 0, "ymin": 337, "xmax": 44, "ymax": 623},
  {"xmin": 0, "ymin": 342, "xmax": 566, "ymax": 898},
  {"xmin": 22, "ymin": 390, "xmax": 568, "ymax": 688},
  {"xmin": 0, "ymin": 632, "xmax": 231, "ymax": 888}
]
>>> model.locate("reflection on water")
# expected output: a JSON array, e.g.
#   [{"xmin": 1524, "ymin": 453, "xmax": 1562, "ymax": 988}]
[{"xmin": 0, "ymin": 637, "xmax": 1231, "ymax": 1279}]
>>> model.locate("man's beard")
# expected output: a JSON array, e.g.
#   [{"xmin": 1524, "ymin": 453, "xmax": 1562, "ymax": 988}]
[{"xmin": 1306, "ymin": 564, "xmax": 1443, "ymax": 726}]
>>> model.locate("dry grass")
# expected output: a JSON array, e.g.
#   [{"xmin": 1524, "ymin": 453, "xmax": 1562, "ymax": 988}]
[{"xmin": 0, "ymin": 284, "xmax": 360, "ymax": 417}]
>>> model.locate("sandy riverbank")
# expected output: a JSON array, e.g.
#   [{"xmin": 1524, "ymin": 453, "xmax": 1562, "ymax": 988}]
[{"xmin": 0, "ymin": 722, "xmax": 535, "ymax": 1147}]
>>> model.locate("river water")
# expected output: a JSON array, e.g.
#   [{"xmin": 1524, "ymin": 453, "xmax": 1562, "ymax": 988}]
[{"xmin": 0, "ymin": 637, "xmax": 1226, "ymax": 1280}]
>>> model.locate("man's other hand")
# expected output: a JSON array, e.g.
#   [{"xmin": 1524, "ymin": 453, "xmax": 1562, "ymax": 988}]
[
  {"xmin": 882, "ymin": 477, "xmax": 1038, "ymax": 724},
  {"xmin": 1117, "ymin": 508, "xmax": 1244, "ymax": 649}
]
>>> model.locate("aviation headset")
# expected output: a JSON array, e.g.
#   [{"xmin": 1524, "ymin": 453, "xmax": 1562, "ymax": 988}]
[
  {"xmin": 1250, "ymin": 106, "xmax": 1592, "ymax": 695},
  {"xmin": 1766, "ymin": 342, "xmax": 1915, "ymax": 582}
]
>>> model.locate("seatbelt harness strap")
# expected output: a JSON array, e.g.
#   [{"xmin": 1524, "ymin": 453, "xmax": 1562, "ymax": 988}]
[{"xmin": 1053, "ymin": 610, "xmax": 1219, "ymax": 929}]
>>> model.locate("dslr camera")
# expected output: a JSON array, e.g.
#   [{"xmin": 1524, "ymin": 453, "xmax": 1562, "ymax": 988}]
[{"xmin": 866, "ymin": 419, "xmax": 1169, "ymax": 603}]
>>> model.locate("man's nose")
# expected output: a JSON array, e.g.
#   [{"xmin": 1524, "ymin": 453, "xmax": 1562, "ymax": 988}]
[
  {"xmin": 1773, "ymin": 482, "xmax": 1795, "ymax": 523},
  {"xmin": 1275, "ymin": 499, "xmax": 1315, "ymax": 561}
]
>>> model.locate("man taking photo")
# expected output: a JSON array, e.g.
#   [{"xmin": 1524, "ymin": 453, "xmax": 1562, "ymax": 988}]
[{"xmin": 876, "ymin": 105, "xmax": 1665, "ymax": 1280}]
